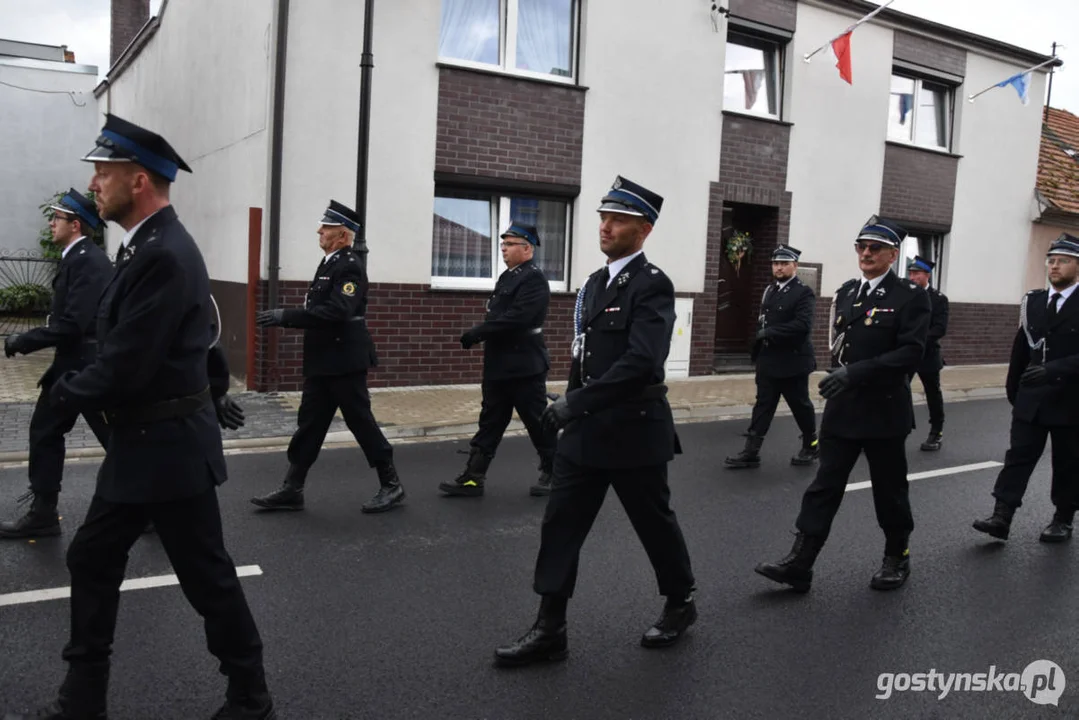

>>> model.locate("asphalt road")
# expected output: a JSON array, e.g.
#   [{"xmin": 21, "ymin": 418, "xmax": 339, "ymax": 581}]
[{"xmin": 0, "ymin": 398, "xmax": 1076, "ymax": 719}]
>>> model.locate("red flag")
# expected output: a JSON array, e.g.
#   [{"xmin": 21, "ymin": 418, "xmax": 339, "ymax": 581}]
[{"xmin": 832, "ymin": 31, "xmax": 853, "ymax": 84}]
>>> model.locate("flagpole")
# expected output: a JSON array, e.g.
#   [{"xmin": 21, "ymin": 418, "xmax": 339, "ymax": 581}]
[
  {"xmin": 967, "ymin": 56, "xmax": 1059, "ymax": 102},
  {"xmin": 804, "ymin": 0, "xmax": 896, "ymax": 62}
]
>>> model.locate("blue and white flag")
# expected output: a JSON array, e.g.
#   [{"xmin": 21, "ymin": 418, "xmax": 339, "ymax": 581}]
[{"xmin": 996, "ymin": 70, "xmax": 1032, "ymax": 105}]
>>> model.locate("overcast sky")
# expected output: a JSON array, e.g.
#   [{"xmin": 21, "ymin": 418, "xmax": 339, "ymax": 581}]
[{"xmin": 1, "ymin": 0, "xmax": 1076, "ymax": 112}]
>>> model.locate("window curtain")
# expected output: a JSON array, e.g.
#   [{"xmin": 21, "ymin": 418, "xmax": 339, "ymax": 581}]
[
  {"xmin": 432, "ymin": 197, "xmax": 494, "ymax": 278},
  {"xmin": 439, "ymin": 0, "xmax": 500, "ymax": 65},
  {"xmin": 511, "ymin": 197, "xmax": 566, "ymax": 281},
  {"xmin": 515, "ymin": 0, "xmax": 573, "ymax": 76}
]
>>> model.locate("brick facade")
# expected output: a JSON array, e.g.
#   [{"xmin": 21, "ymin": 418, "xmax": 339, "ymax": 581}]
[
  {"xmin": 110, "ymin": 0, "xmax": 149, "ymax": 65},
  {"xmin": 728, "ymin": 0, "xmax": 797, "ymax": 32},
  {"xmin": 879, "ymin": 142, "xmax": 959, "ymax": 231},
  {"xmin": 719, "ymin": 113, "xmax": 791, "ymax": 206},
  {"xmin": 435, "ymin": 66, "xmax": 586, "ymax": 187},
  {"xmin": 893, "ymin": 31, "xmax": 967, "ymax": 77}
]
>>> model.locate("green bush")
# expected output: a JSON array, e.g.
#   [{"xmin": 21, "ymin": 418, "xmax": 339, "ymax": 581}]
[
  {"xmin": 0, "ymin": 283, "xmax": 52, "ymax": 313},
  {"xmin": 38, "ymin": 189, "xmax": 106, "ymax": 260}
]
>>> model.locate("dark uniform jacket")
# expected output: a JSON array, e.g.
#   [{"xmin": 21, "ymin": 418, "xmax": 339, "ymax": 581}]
[
  {"xmin": 917, "ymin": 286, "xmax": 949, "ymax": 374},
  {"xmin": 823, "ymin": 271, "xmax": 931, "ymax": 439},
  {"xmin": 50, "ymin": 206, "xmax": 227, "ymax": 504},
  {"xmin": 751, "ymin": 275, "xmax": 817, "ymax": 379},
  {"xmin": 561, "ymin": 253, "xmax": 679, "ymax": 469},
  {"xmin": 18, "ymin": 237, "xmax": 113, "ymax": 388},
  {"xmin": 1006, "ymin": 287, "xmax": 1079, "ymax": 427},
  {"xmin": 276, "ymin": 247, "xmax": 376, "ymax": 378},
  {"xmin": 474, "ymin": 259, "xmax": 550, "ymax": 382}
]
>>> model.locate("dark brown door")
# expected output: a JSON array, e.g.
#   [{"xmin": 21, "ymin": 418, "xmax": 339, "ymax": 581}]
[{"xmin": 713, "ymin": 206, "xmax": 754, "ymax": 353}]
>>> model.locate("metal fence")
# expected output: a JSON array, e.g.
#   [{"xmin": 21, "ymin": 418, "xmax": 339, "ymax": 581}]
[{"xmin": 0, "ymin": 249, "xmax": 57, "ymax": 337}]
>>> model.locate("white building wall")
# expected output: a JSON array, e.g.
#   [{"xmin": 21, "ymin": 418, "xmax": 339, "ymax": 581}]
[
  {"xmin": 948, "ymin": 53, "xmax": 1047, "ymax": 304},
  {"xmin": 98, "ymin": 0, "xmax": 274, "ymax": 283},
  {"xmin": 574, "ymin": 2, "xmax": 725, "ymax": 293},
  {"xmin": 0, "ymin": 59, "xmax": 98, "ymax": 253},
  {"xmin": 786, "ymin": 3, "xmax": 894, "ymax": 295}
]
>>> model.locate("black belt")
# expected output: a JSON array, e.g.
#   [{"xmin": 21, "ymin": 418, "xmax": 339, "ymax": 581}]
[
  {"xmin": 106, "ymin": 387, "xmax": 212, "ymax": 425},
  {"xmin": 639, "ymin": 383, "xmax": 668, "ymax": 401}
]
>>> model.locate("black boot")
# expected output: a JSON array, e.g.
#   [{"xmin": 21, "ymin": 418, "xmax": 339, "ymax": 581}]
[
  {"xmin": 641, "ymin": 592, "xmax": 698, "ymax": 648},
  {"xmin": 250, "ymin": 465, "xmax": 307, "ymax": 511},
  {"xmin": 790, "ymin": 433, "xmax": 820, "ymax": 466},
  {"xmin": 210, "ymin": 672, "xmax": 276, "ymax": 720},
  {"xmin": 973, "ymin": 500, "xmax": 1015, "ymax": 540},
  {"xmin": 920, "ymin": 428, "xmax": 943, "ymax": 452},
  {"xmin": 1040, "ymin": 509, "xmax": 1074, "ymax": 543},
  {"xmin": 362, "ymin": 463, "xmax": 405, "ymax": 513},
  {"xmin": 4, "ymin": 665, "xmax": 110, "ymax": 719},
  {"xmin": 529, "ymin": 455, "xmax": 554, "ymax": 497},
  {"xmin": 494, "ymin": 596, "xmax": 568, "ymax": 667},
  {"xmin": 724, "ymin": 434, "xmax": 764, "ymax": 469},
  {"xmin": 754, "ymin": 532, "xmax": 824, "ymax": 592},
  {"xmin": 870, "ymin": 552, "xmax": 911, "ymax": 590},
  {"xmin": 439, "ymin": 448, "xmax": 491, "ymax": 497},
  {"xmin": 0, "ymin": 490, "xmax": 61, "ymax": 539}
]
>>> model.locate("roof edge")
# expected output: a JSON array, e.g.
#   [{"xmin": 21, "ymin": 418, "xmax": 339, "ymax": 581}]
[{"xmin": 93, "ymin": 0, "xmax": 170, "ymax": 99}]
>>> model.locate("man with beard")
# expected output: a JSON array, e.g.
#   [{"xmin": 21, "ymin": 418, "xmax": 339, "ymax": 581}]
[
  {"xmin": 973, "ymin": 234, "xmax": 1079, "ymax": 543},
  {"xmin": 2, "ymin": 114, "xmax": 276, "ymax": 720},
  {"xmin": 493, "ymin": 176, "xmax": 696, "ymax": 667},
  {"xmin": 724, "ymin": 244, "xmax": 818, "ymax": 469},
  {"xmin": 1, "ymin": 190, "xmax": 111, "ymax": 539},
  {"xmin": 754, "ymin": 216, "xmax": 930, "ymax": 593}
]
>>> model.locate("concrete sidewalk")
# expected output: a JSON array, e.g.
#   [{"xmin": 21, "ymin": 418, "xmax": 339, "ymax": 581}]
[{"xmin": 0, "ymin": 351, "xmax": 1007, "ymax": 463}]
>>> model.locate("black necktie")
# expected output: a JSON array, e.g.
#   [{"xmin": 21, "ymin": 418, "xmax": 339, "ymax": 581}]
[
  {"xmin": 599, "ymin": 267, "xmax": 610, "ymax": 289},
  {"xmin": 116, "ymin": 244, "xmax": 129, "ymax": 265},
  {"xmin": 1048, "ymin": 292, "xmax": 1062, "ymax": 322},
  {"xmin": 855, "ymin": 282, "xmax": 870, "ymax": 306}
]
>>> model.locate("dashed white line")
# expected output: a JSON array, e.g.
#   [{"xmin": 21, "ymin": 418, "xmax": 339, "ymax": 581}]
[
  {"xmin": 0, "ymin": 565, "xmax": 263, "ymax": 608},
  {"xmin": 846, "ymin": 461, "xmax": 1003, "ymax": 493}
]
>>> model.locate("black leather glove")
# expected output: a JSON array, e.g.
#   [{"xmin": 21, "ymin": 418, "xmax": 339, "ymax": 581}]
[
  {"xmin": 818, "ymin": 366, "xmax": 852, "ymax": 399},
  {"xmin": 214, "ymin": 393, "xmax": 245, "ymax": 430},
  {"xmin": 542, "ymin": 395, "xmax": 576, "ymax": 433},
  {"xmin": 5, "ymin": 333, "xmax": 25, "ymax": 358},
  {"xmin": 1020, "ymin": 365, "xmax": 1048, "ymax": 387},
  {"xmin": 255, "ymin": 309, "xmax": 285, "ymax": 327},
  {"xmin": 460, "ymin": 326, "xmax": 483, "ymax": 350}
]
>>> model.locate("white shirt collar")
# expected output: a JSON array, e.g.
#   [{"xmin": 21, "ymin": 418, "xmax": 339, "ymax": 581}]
[
  {"xmin": 61, "ymin": 236, "xmax": 87, "ymax": 260},
  {"xmin": 323, "ymin": 250, "xmax": 340, "ymax": 264},
  {"xmin": 861, "ymin": 271, "xmax": 890, "ymax": 294},
  {"xmin": 605, "ymin": 250, "xmax": 644, "ymax": 288},
  {"xmin": 1050, "ymin": 282, "xmax": 1078, "ymax": 304},
  {"xmin": 121, "ymin": 208, "xmax": 165, "ymax": 249},
  {"xmin": 776, "ymin": 276, "xmax": 795, "ymax": 290}
]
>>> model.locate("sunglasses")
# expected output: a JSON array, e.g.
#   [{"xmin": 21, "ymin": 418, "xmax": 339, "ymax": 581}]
[{"xmin": 854, "ymin": 241, "xmax": 891, "ymax": 254}]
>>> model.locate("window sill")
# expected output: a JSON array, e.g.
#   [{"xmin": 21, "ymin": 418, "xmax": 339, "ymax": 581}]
[
  {"xmin": 436, "ymin": 61, "xmax": 588, "ymax": 92},
  {"xmin": 884, "ymin": 139, "xmax": 963, "ymax": 159},
  {"xmin": 721, "ymin": 110, "xmax": 793, "ymax": 127},
  {"xmin": 428, "ymin": 281, "xmax": 570, "ymax": 294}
]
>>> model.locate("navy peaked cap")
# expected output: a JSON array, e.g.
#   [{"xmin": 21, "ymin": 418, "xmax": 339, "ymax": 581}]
[
  {"xmin": 49, "ymin": 188, "xmax": 101, "ymax": 230},
  {"xmin": 908, "ymin": 255, "xmax": 935, "ymax": 272},
  {"xmin": 597, "ymin": 175, "xmax": 663, "ymax": 224},
  {"xmin": 501, "ymin": 222, "xmax": 541, "ymax": 247},
  {"xmin": 772, "ymin": 245, "xmax": 801, "ymax": 262},
  {"xmin": 81, "ymin": 114, "xmax": 191, "ymax": 182},
  {"xmin": 320, "ymin": 200, "xmax": 361, "ymax": 233},
  {"xmin": 1048, "ymin": 233, "xmax": 1079, "ymax": 258},
  {"xmin": 857, "ymin": 215, "xmax": 907, "ymax": 248}
]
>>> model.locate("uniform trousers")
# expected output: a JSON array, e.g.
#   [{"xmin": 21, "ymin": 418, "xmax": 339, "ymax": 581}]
[
  {"xmin": 747, "ymin": 373, "xmax": 817, "ymax": 438},
  {"xmin": 533, "ymin": 454, "xmax": 695, "ymax": 598},
  {"xmin": 28, "ymin": 379, "xmax": 110, "ymax": 494},
  {"xmin": 991, "ymin": 417, "xmax": 1079, "ymax": 513},
  {"xmin": 287, "ymin": 371, "xmax": 392, "ymax": 470},
  {"xmin": 795, "ymin": 433, "xmax": 914, "ymax": 554},
  {"xmin": 913, "ymin": 370, "xmax": 944, "ymax": 431},
  {"xmin": 63, "ymin": 487, "xmax": 264, "ymax": 683},
  {"xmin": 471, "ymin": 373, "xmax": 554, "ymax": 468}
]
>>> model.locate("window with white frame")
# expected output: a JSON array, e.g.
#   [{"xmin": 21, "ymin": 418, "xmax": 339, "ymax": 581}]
[
  {"xmin": 724, "ymin": 30, "xmax": 784, "ymax": 118},
  {"xmin": 894, "ymin": 232, "xmax": 945, "ymax": 290},
  {"xmin": 431, "ymin": 191, "xmax": 570, "ymax": 290},
  {"xmin": 438, "ymin": 0, "xmax": 578, "ymax": 81},
  {"xmin": 888, "ymin": 73, "xmax": 952, "ymax": 150}
]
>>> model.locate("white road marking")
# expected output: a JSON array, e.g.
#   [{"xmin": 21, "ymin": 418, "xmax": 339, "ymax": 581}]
[
  {"xmin": 0, "ymin": 565, "xmax": 263, "ymax": 608},
  {"xmin": 845, "ymin": 461, "xmax": 1003, "ymax": 493}
]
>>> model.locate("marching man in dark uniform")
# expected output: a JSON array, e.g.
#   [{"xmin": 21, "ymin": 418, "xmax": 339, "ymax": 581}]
[
  {"xmin": 494, "ymin": 176, "xmax": 696, "ymax": 667},
  {"xmin": 1, "ymin": 190, "xmax": 112, "ymax": 539},
  {"xmin": 252, "ymin": 201, "xmax": 404, "ymax": 514},
  {"xmin": 442, "ymin": 222, "xmax": 555, "ymax": 497},
  {"xmin": 973, "ymin": 234, "xmax": 1079, "ymax": 543},
  {"xmin": 2, "ymin": 114, "xmax": 276, "ymax": 720},
  {"xmin": 725, "ymin": 244, "xmax": 818, "ymax": 469},
  {"xmin": 755, "ymin": 217, "xmax": 930, "ymax": 593},
  {"xmin": 907, "ymin": 256, "xmax": 949, "ymax": 451}
]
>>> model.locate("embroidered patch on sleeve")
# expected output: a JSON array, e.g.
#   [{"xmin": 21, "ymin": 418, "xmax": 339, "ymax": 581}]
[{"xmin": 342, "ymin": 282, "xmax": 356, "ymax": 297}]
